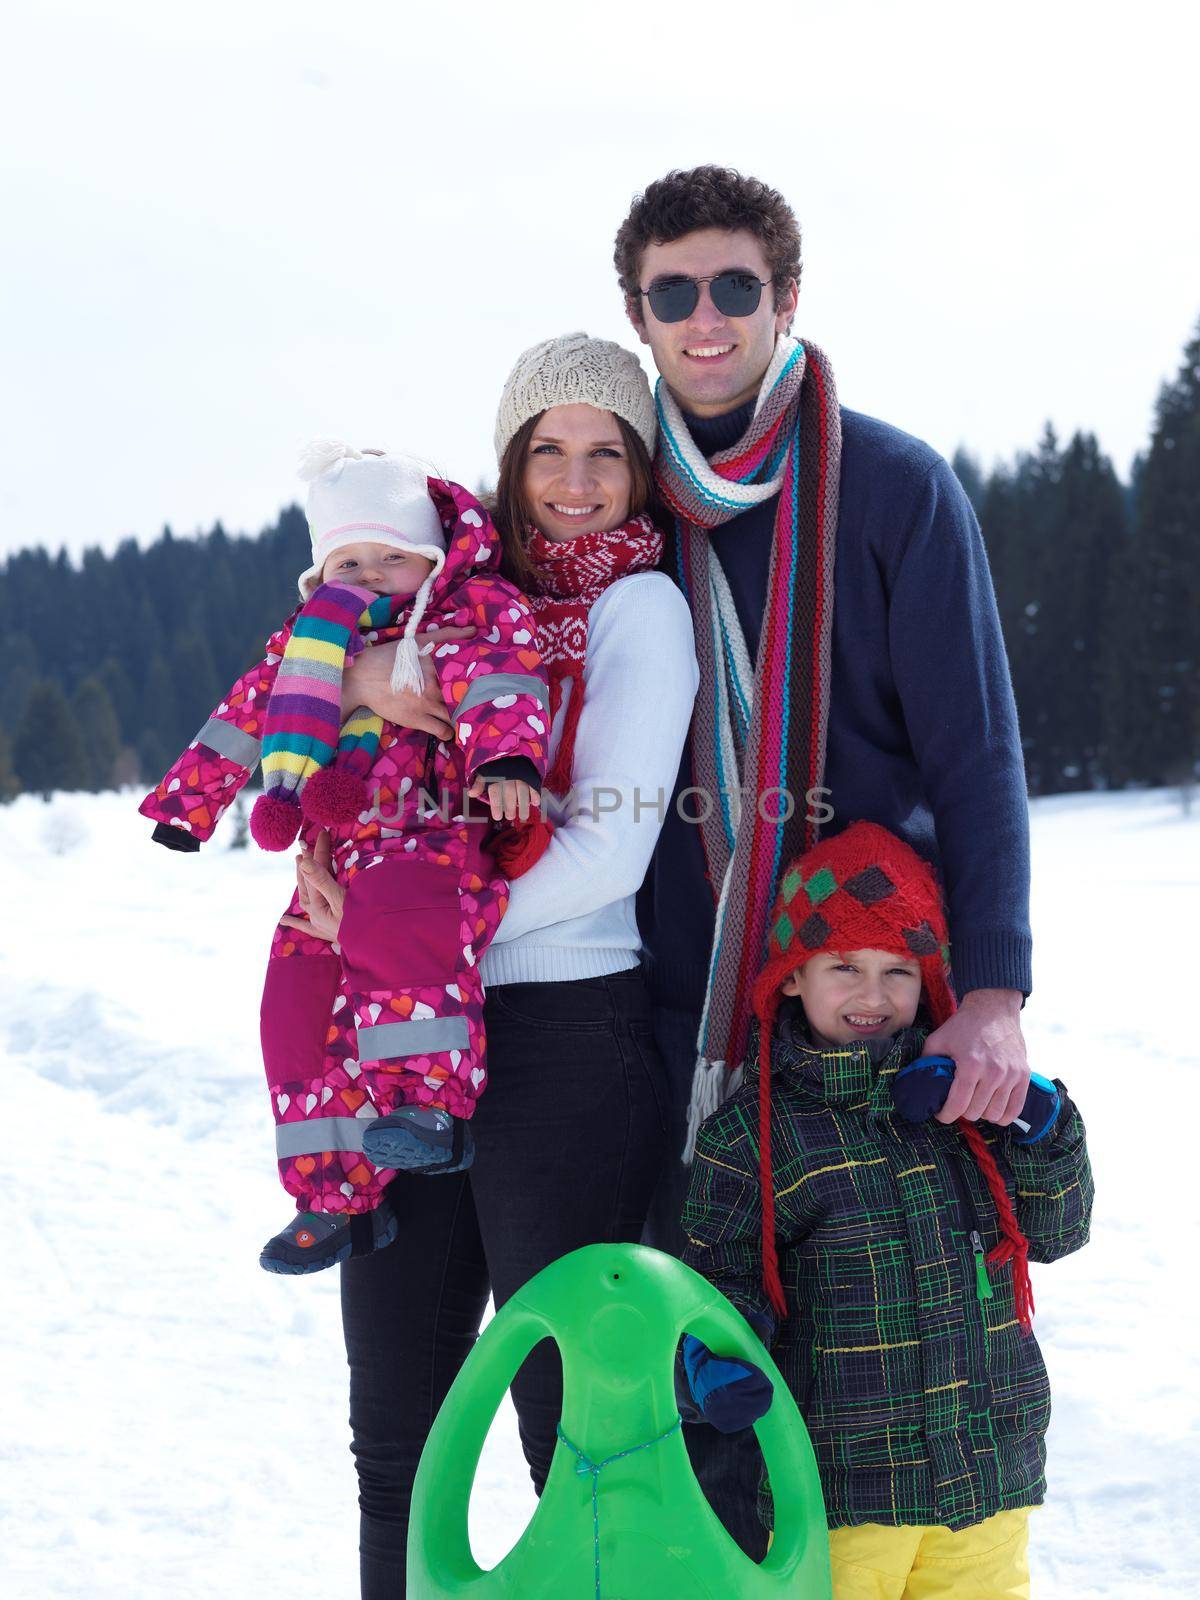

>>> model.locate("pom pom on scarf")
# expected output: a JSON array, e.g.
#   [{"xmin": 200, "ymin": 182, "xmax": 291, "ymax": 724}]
[
  {"xmin": 301, "ymin": 767, "xmax": 370, "ymax": 828},
  {"xmin": 251, "ymin": 793, "xmax": 303, "ymax": 851}
]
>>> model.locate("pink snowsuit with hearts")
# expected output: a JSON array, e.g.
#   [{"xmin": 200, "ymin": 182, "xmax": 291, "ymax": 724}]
[{"xmin": 139, "ymin": 479, "xmax": 549, "ymax": 1213}]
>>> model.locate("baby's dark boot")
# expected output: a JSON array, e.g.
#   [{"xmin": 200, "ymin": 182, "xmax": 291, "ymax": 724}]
[
  {"xmin": 362, "ymin": 1107, "xmax": 475, "ymax": 1174},
  {"xmin": 259, "ymin": 1192, "xmax": 399, "ymax": 1275}
]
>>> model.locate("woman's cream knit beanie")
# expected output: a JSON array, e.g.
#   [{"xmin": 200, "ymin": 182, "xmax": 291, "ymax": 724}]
[{"xmin": 494, "ymin": 332, "xmax": 657, "ymax": 464}]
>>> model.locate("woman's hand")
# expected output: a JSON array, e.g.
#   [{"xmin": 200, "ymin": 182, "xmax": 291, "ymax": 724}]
[
  {"xmin": 468, "ymin": 775, "xmax": 542, "ymax": 823},
  {"xmin": 341, "ymin": 626, "xmax": 477, "ymax": 737},
  {"xmin": 280, "ymin": 830, "xmax": 345, "ymax": 944}
]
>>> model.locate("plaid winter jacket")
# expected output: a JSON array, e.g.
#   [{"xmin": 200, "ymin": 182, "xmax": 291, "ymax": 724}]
[{"xmin": 681, "ymin": 1018, "xmax": 1093, "ymax": 1532}]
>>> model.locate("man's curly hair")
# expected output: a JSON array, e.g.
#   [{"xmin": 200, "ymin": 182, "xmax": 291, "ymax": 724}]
[{"xmin": 614, "ymin": 166, "xmax": 802, "ymax": 315}]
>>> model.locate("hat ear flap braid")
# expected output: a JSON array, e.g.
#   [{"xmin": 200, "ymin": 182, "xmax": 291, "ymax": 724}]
[
  {"xmin": 757, "ymin": 989, "xmax": 788, "ymax": 1320},
  {"xmin": 959, "ymin": 1120, "xmax": 1035, "ymax": 1331}
]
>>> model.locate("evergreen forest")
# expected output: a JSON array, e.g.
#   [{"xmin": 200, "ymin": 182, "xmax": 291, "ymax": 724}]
[{"xmin": 2, "ymin": 324, "xmax": 1197, "ymax": 803}]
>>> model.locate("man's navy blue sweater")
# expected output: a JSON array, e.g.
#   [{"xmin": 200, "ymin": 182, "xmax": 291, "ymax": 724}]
[{"xmin": 640, "ymin": 400, "xmax": 1032, "ymax": 1015}]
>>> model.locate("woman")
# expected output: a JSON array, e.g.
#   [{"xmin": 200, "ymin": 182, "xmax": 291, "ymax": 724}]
[{"xmin": 300, "ymin": 332, "xmax": 699, "ymax": 1597}]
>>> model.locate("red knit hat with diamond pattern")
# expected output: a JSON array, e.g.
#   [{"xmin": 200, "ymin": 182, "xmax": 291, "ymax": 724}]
[{"xmin": 751, "ymin": 820, "xmax": 955, "ymax": 1036}]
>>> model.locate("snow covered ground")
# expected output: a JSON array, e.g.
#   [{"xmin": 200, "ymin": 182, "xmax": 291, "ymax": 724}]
[{"xmin": 2, "ymin": 788, "xmax": 1196, "ymax": 1597}]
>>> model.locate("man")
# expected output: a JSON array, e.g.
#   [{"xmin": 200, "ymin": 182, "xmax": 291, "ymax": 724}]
[{"xmin": 618, "ymin": 167, "xmax": 1032, "ymax": 1555}]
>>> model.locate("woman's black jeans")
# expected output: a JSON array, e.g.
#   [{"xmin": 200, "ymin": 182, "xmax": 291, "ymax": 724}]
[{"xmin": 340, "ymin": 967, "xmax": 668, "ymax": 1599}]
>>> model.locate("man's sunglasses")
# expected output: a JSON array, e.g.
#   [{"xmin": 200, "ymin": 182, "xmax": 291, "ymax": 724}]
[{"xmin": 638, "ymin": 270, "xmax": 772, "ymax": 324}]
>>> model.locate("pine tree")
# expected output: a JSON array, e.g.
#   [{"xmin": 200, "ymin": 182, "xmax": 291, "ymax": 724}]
[
  {"xmin": 1114, "ymin": 321, "xmax": 1200, "ymax": 784},
  {"xmin": 72, "ymin": 676, "xmax": 123, "ymax": 791},
  {"xmin": 980, "ymin": 461, "xmax": 1025, "ymax": 653},
  {"xmin": 95, "ymin": 656, "xmax": 138, "ymax": 742},
  {"xmin": 12, "ymin": 681, "xmax": 88, "ymax": 799},
  {"xmin": 0, "ymin": 629, "xmax": 38, "ymax": 738},
  {"xmin": 0, "ymin": 725, "xmax": 18, "ymax": 802},
  {"xmin": 173, "ymin": 623, "xmax": 223, "ymax": 741},
  {"xmin": 1038, "ymin": 432, "xmax": 1128, "ymax": 790},
  {"xmin": 137, "ymin": 651, "xmax": 182, "ymax": 782},
  {"xmin": 984, "ymin": 427, "xmax": 1064, "ymax": 793},
  {"xmin": 951, "ymin": 448, "xmax": 986, "ymax": 518}
]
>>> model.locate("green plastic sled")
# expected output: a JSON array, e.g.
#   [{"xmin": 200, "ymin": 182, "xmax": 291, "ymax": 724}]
[{"xmin": 407, "ymin": 1242, "xmax": 832, "ymax": 1598}]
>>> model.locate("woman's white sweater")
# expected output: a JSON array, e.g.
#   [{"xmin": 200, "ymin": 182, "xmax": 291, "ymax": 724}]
[{"xmin": 480, "ymin": 570, "xmax": 699, "ymax": 988}]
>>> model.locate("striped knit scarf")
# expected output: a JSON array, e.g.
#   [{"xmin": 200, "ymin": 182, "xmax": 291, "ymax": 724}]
[
  {"xmin": 654, "ymin": 335, "xmax": 841, "ymax": 1159},
  {"xmin": 250, "ymin": 581, "xmax": 401, "ymax": 851},
  {"xmin": 488, "ymin": 516, "xmax": 663, "ymax": 879}
]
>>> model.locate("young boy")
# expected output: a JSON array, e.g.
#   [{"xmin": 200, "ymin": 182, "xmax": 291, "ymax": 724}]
[{"xmin": 680, "ymin": 820, "xmax": 1093, "ymax": 1598}]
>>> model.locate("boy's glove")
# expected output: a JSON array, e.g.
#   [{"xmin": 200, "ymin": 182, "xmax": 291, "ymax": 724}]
[
  {"xmin": 891, "ymin": 1055, "xmax": 1062, "ymax": 1144},
  {"xmin": 681, "ymin": 1333, "xmax": 774, "ymax": 1433}
]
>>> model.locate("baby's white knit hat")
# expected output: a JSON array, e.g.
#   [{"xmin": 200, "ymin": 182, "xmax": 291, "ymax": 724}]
[
  {"xmin": 297, "ymin": 441, "xmax": 448, "ymax": 694},
  {"xmin": 493, "ymin": 332, "xmax": 657, "ymax": 464}
]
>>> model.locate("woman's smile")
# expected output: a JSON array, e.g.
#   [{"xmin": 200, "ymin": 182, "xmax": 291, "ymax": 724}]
[{"xmin": 546, "ymin": 501, "xmax": 603, "ymax": 518}]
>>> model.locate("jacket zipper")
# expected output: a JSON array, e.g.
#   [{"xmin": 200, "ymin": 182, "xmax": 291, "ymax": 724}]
[
  {"xmin": 943, "ymin": 1138, "xmax": 993, "ymax": 1304},
  {"xmin": 422, "ymin": 733, "xmax": 442, "ymax": 809}
]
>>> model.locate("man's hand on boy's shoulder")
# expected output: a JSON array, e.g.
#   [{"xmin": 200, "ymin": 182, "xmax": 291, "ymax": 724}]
[{"xmin": 926, "ymin": 988, "xmax": 1030, "ymax": 1126}]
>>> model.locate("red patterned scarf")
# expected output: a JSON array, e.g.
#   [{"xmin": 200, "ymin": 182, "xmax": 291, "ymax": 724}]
[{"xmin": 490, "ymin": 514, "xmax": 663, "ymax": 875}]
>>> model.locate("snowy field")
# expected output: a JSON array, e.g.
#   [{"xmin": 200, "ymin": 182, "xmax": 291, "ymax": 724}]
[{"xmin": 2, "ymin": 788, "xmax": 1197, "ymax": 1598}]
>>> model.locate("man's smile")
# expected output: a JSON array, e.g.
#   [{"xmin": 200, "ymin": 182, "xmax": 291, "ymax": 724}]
[{"xmin": 682, "ymin": 343, "xmax": 736, "ymax": 361}]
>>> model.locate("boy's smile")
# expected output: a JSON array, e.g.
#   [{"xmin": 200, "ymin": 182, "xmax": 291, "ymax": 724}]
[{"xmin": 842, "ymin": 1011, "xmax": 893, "ymax": 1036}]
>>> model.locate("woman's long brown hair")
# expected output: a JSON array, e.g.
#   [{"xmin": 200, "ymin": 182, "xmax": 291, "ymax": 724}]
[{"xmin": 491, "ymin": 411, "xmax": 656, "ymax": 589}]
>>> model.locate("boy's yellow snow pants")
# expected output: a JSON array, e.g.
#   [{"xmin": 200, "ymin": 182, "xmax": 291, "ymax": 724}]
[{"xmin": 824, "ymin": 1508, "xmax": 1031, "ymax": 1599}]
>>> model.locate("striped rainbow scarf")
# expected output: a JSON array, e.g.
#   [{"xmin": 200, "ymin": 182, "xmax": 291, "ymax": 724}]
[
  {"xmin": 251, "ymin": 581, "xmax": 400, "ymax": 851},
  {"xmin": 653, "ymin": 335, "xmax": 841, "ymax": 1158}
]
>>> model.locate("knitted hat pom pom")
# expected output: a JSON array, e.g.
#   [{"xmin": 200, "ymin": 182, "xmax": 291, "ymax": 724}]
[{"xmin": 297, "ymin": 438, "xmax": 365, "ymax": 482}]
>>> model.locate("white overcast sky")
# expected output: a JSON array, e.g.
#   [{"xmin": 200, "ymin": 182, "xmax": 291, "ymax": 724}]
[{"xmin": 0, "ymin": 0, "xmax": 1194, "ymax": 560}]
